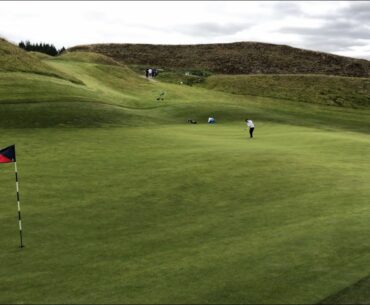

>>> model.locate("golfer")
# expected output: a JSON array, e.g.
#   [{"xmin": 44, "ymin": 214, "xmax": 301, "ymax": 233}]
[{"xmin": 245, "ymin": 119, "xmax": 255, "ymax": 138}]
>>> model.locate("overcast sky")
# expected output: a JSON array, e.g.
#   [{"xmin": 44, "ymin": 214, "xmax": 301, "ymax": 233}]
[{"xmin": 1, "ymin": 1, "xmax": 370, "ymax": 59}]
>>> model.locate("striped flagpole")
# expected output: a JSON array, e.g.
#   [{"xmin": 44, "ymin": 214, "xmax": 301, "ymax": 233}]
[{"xmin": 14, "ymin": 161, "xmax": 24, "ymax": 248}]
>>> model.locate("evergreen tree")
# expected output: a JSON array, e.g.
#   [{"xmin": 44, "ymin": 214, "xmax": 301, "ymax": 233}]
[
  {"xmin": 58, "ymin": 47, "xmax": 66, "ymax": 54},
  {"xmin": 18, "ymin": 40, "xmax": 62, "ymax": 56},
  {"xmin": 25, "ymin": 40, "xmax": 31, "ymax": 51},
  {"xmin": 18, "ymin": 41, "xmax": 25, "ymax": 49}
]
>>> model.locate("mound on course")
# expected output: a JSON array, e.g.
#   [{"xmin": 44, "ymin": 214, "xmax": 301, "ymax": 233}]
[
  {"xmin": 0, "ymin": 38, "xmax": 81, "ymax": 84},
  {"xmin": 0, "ymin": 39, "xmax": 370, "ymax": 304},
  {"xmin": 70, "ymin": 41, "xmax": 370, "ymax": 77}
]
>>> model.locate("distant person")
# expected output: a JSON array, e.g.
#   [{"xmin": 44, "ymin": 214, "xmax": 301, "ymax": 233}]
[
  {"xmin": 208, "ymin": 117, "xmax": 215, "ymax": 124},
  {"xmin": 145, "ymin": 69, "xmax": 149, "ymax": 78},
  {"xmin": 148, "ymin": 68, "xmax": 153, "ymax": 78},
  {"xmin": 245, "ymin": 119, "xmax": 255, "ymax": 138}
]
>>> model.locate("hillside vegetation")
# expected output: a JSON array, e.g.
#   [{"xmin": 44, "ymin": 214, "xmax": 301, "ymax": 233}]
[
  {"xmin": 201, "ymin": 74, "xmax": 370, "ymax": 108},
  {"xmin": 56, "ymin": 51, "xmax": 122, "ymax": 66},
  {"xmin": 70, "ymin": 41, "xmax": 370, "ymax": 77},
  {"xmin": 28, "ymin": 51, "xmax": 52, "ymax": 60},
  {"xmin": 0, "ymin": 38, "xmax": 82, "ymax": 84}
]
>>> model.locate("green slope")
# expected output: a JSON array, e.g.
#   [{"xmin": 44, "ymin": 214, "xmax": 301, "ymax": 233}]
[
  {"xmin": 0, "ymin": 38, "xmax": 82, "ymax": 84},
  {"xmin": 0, "ymin": 41, "xmax": 370, "ymax": 304},
  {"xmin": 56, "ymin": 51, "xmax": 122, "ymax": 66},
  {"xmin": 28, "ymin": 51, "xmax": 52, "ymax": 60},
  {"xmin": 0, "ymin": 46, "xmax": 169, "ymax": 127},
  {"xmin": 201, "ymin": 74, "xmax": 370, "ymax": 108}
]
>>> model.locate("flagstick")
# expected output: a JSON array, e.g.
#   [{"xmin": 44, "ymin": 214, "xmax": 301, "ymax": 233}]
[{"xmin": 14, "ymin": 161, "xmax": 24, "ymax": 248}]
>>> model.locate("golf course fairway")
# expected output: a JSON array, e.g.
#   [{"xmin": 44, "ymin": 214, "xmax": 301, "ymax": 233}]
[{"xmin": 0, "ymin": 49, "xmax": 370, "ymax": 304}]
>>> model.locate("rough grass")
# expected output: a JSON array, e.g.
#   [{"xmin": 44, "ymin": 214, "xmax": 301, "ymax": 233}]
[
  {"xmin": 70, "ymin": 41, "xmax": 370, "ymax": 77},
  {"xmin": 28, "ymin": 51, "xmax": 52, "ymax": 60},
  {"xmin": 0, "ymin": 50, "xmax": 370, "ymax": 304},
  {"xmin": 56, "ymin": 51, "xmax": 122, "ymax": 66},
  {"xmin": 201, "ymin": 74, "xmax": 370, "ymax": 108},
  {"xmin": 0, "ymin": 38, "xmax": 82, "ymax": 84}
]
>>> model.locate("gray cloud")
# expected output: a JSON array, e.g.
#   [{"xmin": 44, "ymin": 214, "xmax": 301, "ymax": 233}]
[
  {"xmin": 335, "ymin": 2, "xmax": 370, "ymax": 21},
  {"xmin": 173, "ymin": 22, "xmax": 251, "ymax": 37},
  {"xmin": 277, "ymin": 2, "xmax": 370, "ymax": 56},
  {"xmin": 282, "ymin": 21, "xmax": 370, "ymax": 41},
  {"xmin": 301, "ymin": 37, "xmax": 368, "ymax": 53},
  {"xmin": 272, "ymin": 2, "xmax": 305, "ymax": 16}
]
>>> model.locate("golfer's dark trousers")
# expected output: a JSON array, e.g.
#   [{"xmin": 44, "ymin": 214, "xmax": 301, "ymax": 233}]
[{"xmin": 249, "ymin": 127, "xmax": 254, "ymax": 138}]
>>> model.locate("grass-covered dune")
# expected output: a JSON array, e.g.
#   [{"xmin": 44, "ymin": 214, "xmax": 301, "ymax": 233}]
[
  {"xmin": 0, "ymin": 38, "xmax": 81, "ymax": 84},
  {"xmin": 201, "ymin": 74, "xmax": 370, "ymax": 108},
  {"xmin": 56, "ymin": 51, "xmax": 122, "ymax": 66},
  {"xmin": 0, "ymin": 38, "xmax": 370, "ymax": 304},
  {"xmin": 28, "ymin": 51, "xmax": 52, "ymax": 60},
  {"xmin": 70, "ymin": 41, "xmax": 370, "ymax": 77}
]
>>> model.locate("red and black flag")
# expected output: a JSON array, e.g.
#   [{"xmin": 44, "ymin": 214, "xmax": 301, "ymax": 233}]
[
  {"xmin": 0, "ymin": 144, "xmax": 23, "ymax": 248},
  {"xmin": 0, "ymin": 145, "xmax": 16, "ymax": 163}
]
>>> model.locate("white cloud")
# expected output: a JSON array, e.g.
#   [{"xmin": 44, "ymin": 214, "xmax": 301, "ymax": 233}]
[{"xmin": 0, "ymin": 1, "xmax": 369, "ymax": 59}]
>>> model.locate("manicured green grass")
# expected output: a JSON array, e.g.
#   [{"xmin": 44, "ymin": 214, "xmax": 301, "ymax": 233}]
[
  {"xmin": 0, "ymin": 52, "xmax": 370, "ymax": 304},
  {"xmin": 1, "ymin": 125, "xmax": 370, "ymax": 304}
]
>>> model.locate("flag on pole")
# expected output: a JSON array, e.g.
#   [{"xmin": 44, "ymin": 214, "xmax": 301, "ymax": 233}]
[
  {"xmin": 0, "ymin": 144, "xmax": 24, "ymax": 248},
  {"xmin": 0, "ymin": 145, "xmax": 16, "ymax": 163}
]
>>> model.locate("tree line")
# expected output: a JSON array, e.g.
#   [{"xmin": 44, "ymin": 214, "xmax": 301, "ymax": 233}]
[{"xmin": 18, "ymin": 41, "xmax": 66, "ymax": 56}]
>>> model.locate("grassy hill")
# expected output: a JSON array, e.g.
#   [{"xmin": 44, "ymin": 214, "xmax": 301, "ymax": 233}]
[
  {"xmin": 0, "ymin": 38, "xmax": 370, "ymax": 304},
  {"xmin": 56, "ymin": 51, "xmax": 122, "ymax": 66},
  {"xmin": 0, "ymin": 38, "xmax": 82, "ymax": 84},
  {"xmin": 70, "ymin": 41, "xmax": 370, "ymax": 77},
  {"xmin": 201, "ymin": 74, "xmax": 370, "ymax": 108},
  {"xmin": 28, "ymin": 51, "xmax": 53, "ymax": 60}
]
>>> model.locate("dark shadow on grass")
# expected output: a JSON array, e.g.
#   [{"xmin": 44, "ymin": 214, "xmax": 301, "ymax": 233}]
[
  {"xmin": 18, "ymin": 70, "xmax": 85, "ymax": 86},
  {"xmin": 0, "ymin": 101, "xmax": 141, "ymax": 128},
  {"xmin": 1, "ymin": 95, "xmax": 369, "ymax": 134},
  {"xmin": 318, "ymin": 273, "xmax": 370, "ymax": 304}
]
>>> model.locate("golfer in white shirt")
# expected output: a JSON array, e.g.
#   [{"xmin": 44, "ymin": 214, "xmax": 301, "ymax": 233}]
[{"xmin": 245, "ymin": 119, "xmax": 255, "ymax": 138}]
